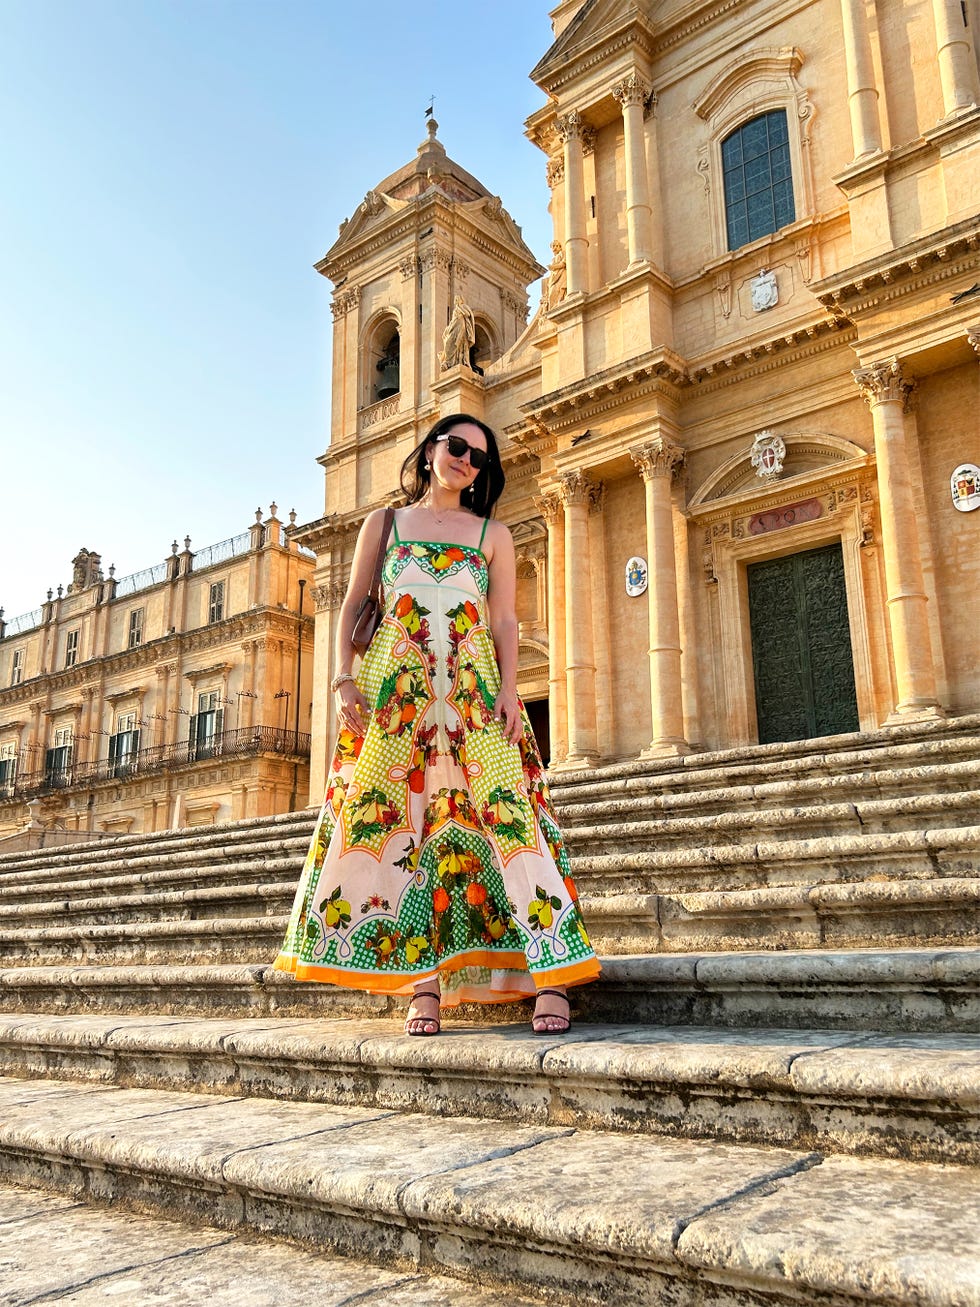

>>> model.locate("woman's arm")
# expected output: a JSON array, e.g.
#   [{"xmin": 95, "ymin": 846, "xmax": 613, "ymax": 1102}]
[
  {"xmin": 485, "ymin": 521, "xmax": 522, "ymax": 745},
  {"xmin": 333, "ymin": 507, "xmax": 391, "ymax": 735}
]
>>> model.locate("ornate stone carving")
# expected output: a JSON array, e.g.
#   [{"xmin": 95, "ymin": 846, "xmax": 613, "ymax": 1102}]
[
  {"xmin": 546, "ymin": 156, "xmax": 564, "ymax": 188},
  {"xmin": 556, "ymin": 469, "xmax": 596, "ymax": 506},
  {"xmin": 852, "ymin": 357, "xmax": 916, "ymax": 409},
  {"xmin": 581, "ymin": 126, "xmax": 597, "ymax": 156},
  {"xmin": 588, "ymin": 481, "xmax": 605, "ymax": 514},
  {"xmin": 419, "ymin": 248, "xmax": 453, "ymax": 273},
  {"xmin": 750, "ymin": 431, "xmax": 787, "ymax": 482},
  {"xmin": 453, "ymin": 257, "xmax": 471, "ymax": 281},
  {"xmin": 968, "ymin": 325, "xmax": 980, "ymax": 356},
  {"xmin": 399, "ymin": 255, "xmax": 421, "ymax": 280},
  {"xmin": 555, "ymin": 111, "xmax": 582, "ymax": 143},
  {"xmin": 546, "ymin": 242, "xmax": 567, "ymax": 309},
  {"xmin": 536, "ymin": 492, "xmax": 563, "ymax": 525},
  {"xmin": 630, "ymin": 439, "xmax": 685, "ymax": 481},
  {"xmin": 612, "ymin": 72, "xmax": 651, "ymax": 109},
  {"xmin": 330, "ymin": 286, "xmax": 361, "ymax": 319},
  {"xmin": 360, "ymin": 190, "xmax": 385, "ymax": 216}
]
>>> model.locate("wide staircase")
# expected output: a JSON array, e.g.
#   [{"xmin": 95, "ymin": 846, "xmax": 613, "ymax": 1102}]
[{"xmin": 0, "ymin": 713, "xmax": 978, "ymax": 1305}]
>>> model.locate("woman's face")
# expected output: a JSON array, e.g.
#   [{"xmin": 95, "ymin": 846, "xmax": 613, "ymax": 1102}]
[{"xmin": 427, "ymin": 422, "xmax": 488, "ymax": 495}]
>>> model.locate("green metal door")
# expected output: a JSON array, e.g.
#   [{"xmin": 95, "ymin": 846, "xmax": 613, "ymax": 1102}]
[{"xmin": 747, "ymin": 542, "xmax": 860, "ymax": 744}]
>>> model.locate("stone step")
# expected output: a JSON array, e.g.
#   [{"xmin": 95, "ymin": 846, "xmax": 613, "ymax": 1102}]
[
  {"xmin": 557, "ymin": 757, "xmax": 980, "ymax": 824},
  {"xmin": 0, "ymin": 948, "xmax": 975, "ymax": 1033},
  {"xmin": 0, "ymin": 874, "xmax": 974, "ymax": 959},
  {"xmin": 547, "ymin": 716, "xmax": 980, "ymax": 801},
  {"xmin": 562, "ymin": 789, "xmax": 980, "ymax": 848},
  {"xmin": 572, "ymin": 824, "xmax": 980, "ymax": 892},
  {"xmin": 1, "ymin": 1013, "xmax": 977, "ymax": 1165},
  {"xmin": 0, "ymin": 1180, "xmax": 543, "ymax": 1307},
  {"xmin": 1, "ymin": 1076, "xmax": 977, "ymax": 1307},
  {"xmin": 585, "ymin": 876, "xmax": 980, "ymax": 953},
  {"xmin": 0, "ymin": 833, "xmax": 311, "ymax": 896},
  {"xmin": 0, "ymin": 855, "xmax": 303, "ymax": 909},
  {"xmin": 0, "ymin": 809, "xmax": 315, "ymax": 879}
]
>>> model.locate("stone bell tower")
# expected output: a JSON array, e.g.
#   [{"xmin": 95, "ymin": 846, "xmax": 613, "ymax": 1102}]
[{"xmin": 299, "ymin": 117, "xmax": 545, "ymax": 798}]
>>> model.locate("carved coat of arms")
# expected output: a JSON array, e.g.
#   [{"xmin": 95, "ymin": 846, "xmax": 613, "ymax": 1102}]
[
  {"xmin": 751, "ymin": 269, "xmax": 778, "ymax": 312},
  {"xmin": 625, "ymin": 556, "xmax": 649, "ymax": 597},
  {"xmin": 750, "ymin": 431, "xmax": 786, "ymax": 482}
]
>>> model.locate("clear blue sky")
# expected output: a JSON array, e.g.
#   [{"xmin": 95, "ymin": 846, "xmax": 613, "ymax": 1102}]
[{"xmin": 0, "ymin": 1, "xmax": 556, "ymax": 620}]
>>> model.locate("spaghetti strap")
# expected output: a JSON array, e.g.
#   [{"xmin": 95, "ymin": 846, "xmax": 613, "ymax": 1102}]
[{"xmin": 478, "ymin": 516, "xmax": 489, "ymax": 549}]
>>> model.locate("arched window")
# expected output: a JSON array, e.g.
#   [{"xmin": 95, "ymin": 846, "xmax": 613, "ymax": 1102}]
[
  {"xmin": 468, "ymin": 318, "xmax": 497, "ymax": 376},
  {"xmin": 721, "ymin": 110, "xmax": 795, "ymax": 250},
  {"xmin": 374, "ymin": 323, "xmax": 400, "ymax": 400}
]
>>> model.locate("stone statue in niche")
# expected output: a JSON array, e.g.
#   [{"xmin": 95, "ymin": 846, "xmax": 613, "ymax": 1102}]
[
  {"xmin": 546, "ymin": 242, "xmax": 567, "ymax": 309},
  {"xmin": 440, "ymin": 295, "xmax": 476, "ymax": 371}
]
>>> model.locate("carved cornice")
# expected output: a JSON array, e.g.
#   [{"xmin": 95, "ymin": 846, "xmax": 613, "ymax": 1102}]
[
  {"xmin": 521, "ymin": 348, "xmax": 689, "ymax": 428},
  {"xmin": 631, "ymin": 439, "xmax": 685, "ymax": 481},
  {"xmin": 691, "ymin": 322, "xmax": 857, "ymax": 394},
  {"xmin": 812, "ymin": 219, "xmax": 980, "ymax": 315}
]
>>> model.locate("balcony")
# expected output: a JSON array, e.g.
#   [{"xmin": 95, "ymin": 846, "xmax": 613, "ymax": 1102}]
[{"xmin": 1, "ymin": 726, "xmax": 311, "ymax": 803}]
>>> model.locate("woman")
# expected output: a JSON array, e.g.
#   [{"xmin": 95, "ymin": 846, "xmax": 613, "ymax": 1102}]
[{"xmin": 274, "ymin": 414, "xmax": 600, "ymax": 1035}]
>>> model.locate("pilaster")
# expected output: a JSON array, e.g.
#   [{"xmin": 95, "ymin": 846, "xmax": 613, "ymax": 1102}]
[
  {"xmin": 852, "ymin": 359, "xmax": 943, "ymax": 720},
  {"xmin": 630, "ymin": 438, "xmax": 690, "ymax": 756}
]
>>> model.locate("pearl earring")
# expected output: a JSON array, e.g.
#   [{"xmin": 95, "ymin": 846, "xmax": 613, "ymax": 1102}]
[{"xmin": 424, "ymin": 461, "xmax": 431, "ymax": 471}]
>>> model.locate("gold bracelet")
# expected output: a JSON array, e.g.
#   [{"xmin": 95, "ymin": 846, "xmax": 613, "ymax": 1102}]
[{"xmin": 331, "ymin": 672, "xmax": 356, "ymax": 693}]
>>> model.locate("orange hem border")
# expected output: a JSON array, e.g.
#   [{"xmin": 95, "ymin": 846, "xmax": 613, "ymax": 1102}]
[{"xmin": 272, "ymin": 950, "xmax": 601, "ymax": 1000}]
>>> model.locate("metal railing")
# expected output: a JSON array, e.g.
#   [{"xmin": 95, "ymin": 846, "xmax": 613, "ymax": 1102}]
[
  {"xmin": 3, "ymin": 609, "xmax": 43, "ymax": 636},
  {"xmin": 0, "ymin": 726, "xmax": 311, "ymax": 802},
  {"xmin": 114, "ymin": 562, "xmax": 170, "ymax": 599},
  {"xmin": 193, "ymin": 531, "xmax": 252, "ymax": 571}
]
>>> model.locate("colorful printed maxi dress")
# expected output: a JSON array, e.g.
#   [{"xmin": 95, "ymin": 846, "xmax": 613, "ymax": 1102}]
[{"xmin": 273, "ymin": 517, "xmax": 600, "ymax": 1006}]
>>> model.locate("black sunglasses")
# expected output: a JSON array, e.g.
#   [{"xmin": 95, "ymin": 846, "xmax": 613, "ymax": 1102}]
[{"xmin": 435, "ymin": 432, "xmax": 489, "ymax": 470}]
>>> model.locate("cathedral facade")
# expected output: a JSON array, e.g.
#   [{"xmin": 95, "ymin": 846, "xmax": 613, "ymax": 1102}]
[{"xmin": 298, "ymin": 0, "xmax": 980, "ymax": 795}]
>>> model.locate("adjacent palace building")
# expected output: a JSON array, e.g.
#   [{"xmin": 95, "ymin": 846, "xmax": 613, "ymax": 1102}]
[{"xmin": 3, "ymin": 0, "xmax": 978, "ymax": 833}]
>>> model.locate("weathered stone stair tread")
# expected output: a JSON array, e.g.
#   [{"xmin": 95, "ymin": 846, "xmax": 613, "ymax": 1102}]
[
  {"xmin": 0, "ymin": 1181, "xmax": 543, "ymax": 1307},
  {"xmin": 1, "ymin": 1013, "xmax": 977, "ymax": 1164},
  {"xmin": 0, "ymin": 841, "xmax": 310, "ymax": 893},
  {"xmin": 575, "ymin": 823, "xmax": 980, "ymax": 880},
  {"xmin": 547, "ymin": 716, "xmax": 980, "ymax": 795},
  {"xmin": 0, "ymin": 880, "xmax": 292, "ymax": 925},
  {"xmin": 0, "ymin": 876, "xmax": 974, "ymax": 961},
  {"xmin": 558, "ymin": 760, "xmax": 980, "ymax": 821},
  {"xmin": 1, "ymin": 1076, "xmax": 977, "ymax": 1307},
  {"xmin": 0, "ymin": 948, "xmax": 976, "ymax": 1032},
  {"xmin": 563, "ymin": 790, "xmax": 980, "ymax": 845},
  {"xmin": 0, "ymin": 912, "xmax": 286, "ymax": 966}
]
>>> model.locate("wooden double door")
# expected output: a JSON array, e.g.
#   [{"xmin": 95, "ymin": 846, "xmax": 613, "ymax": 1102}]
[{"xmin": 747, "ymin": 542, "xmax": 860, "ymax": 744}]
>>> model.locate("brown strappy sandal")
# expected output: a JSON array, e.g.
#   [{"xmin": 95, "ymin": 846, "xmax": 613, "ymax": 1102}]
[
  {"xmin": 531, "ymin": 987, "xmax": 571, "ymax": 1035},
  {"xmin": 405, "ymin": 989, "xmax": 441, "ymax": 1036}
]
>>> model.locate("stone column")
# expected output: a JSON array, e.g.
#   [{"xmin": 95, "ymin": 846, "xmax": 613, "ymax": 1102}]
[
  {"xmin": 557, "ymin": 471, "xmax": 599, "ymax": 763},
  {"xmin": 556, "ymin": 111, "xmax": 589, "ymax": 296},
  {"xmin": 538, "ymin": 494, "xmax": 568, "ymax": 764},
  {"xmin": 613, "ymin": 73, "xmax": 654, "ymax": 267},
  {"xmin": 933, "ymin": 0, "xmax": 979, "ymax": 116},
  {"xmin": 840, "ymin": 0, "xmax": 883, "ymax": 157},
  {"xmin": 852, "ymin": 359, "xmax": 942, "ymax": 717},
  {"xmin": 630, "ymin": 439, "xmax": 690, "ymax": 755}
]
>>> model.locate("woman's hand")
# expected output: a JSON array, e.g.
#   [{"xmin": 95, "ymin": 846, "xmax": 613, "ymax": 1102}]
[
  {"xmin": 337, "ymin": 681, "xmax": 371, "ymax": 737},
  {"xmin": 493, "ymin": 688, "xmax": 523, "ymax": 746}
]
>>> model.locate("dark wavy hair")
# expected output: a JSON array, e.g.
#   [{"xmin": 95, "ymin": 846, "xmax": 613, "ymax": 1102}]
[{"xmin": 399, "ymin": 413, "xmax": 505, "ymax": 517}]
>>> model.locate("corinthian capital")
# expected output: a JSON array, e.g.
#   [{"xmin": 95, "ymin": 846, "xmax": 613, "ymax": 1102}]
[
  {"xmin": 612, "ymin": 72, "xmax": 651, "ymax": 109},
  {"xmin": 535, "ymin": 492, "xmax": 563, "ymax": 525},
  {"xmin": 555, "ymin": 111, "xmax": 583, "ymax": 143},
  {"xmin": 852, "ymin": 358, "xmax": 915, "ymax": 408},
  {"xmin": 630, "ymin": 438, "xmax": 685, "ymax": 481},
  {"xmin": 557, "ymin": 469, "xmax": 596, "ymax": 506}
]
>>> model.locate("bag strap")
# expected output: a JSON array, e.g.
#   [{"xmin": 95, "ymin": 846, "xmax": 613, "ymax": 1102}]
[{"xmin": 367, "ymin": 507, "xmax": 395, "ymax": 601}]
